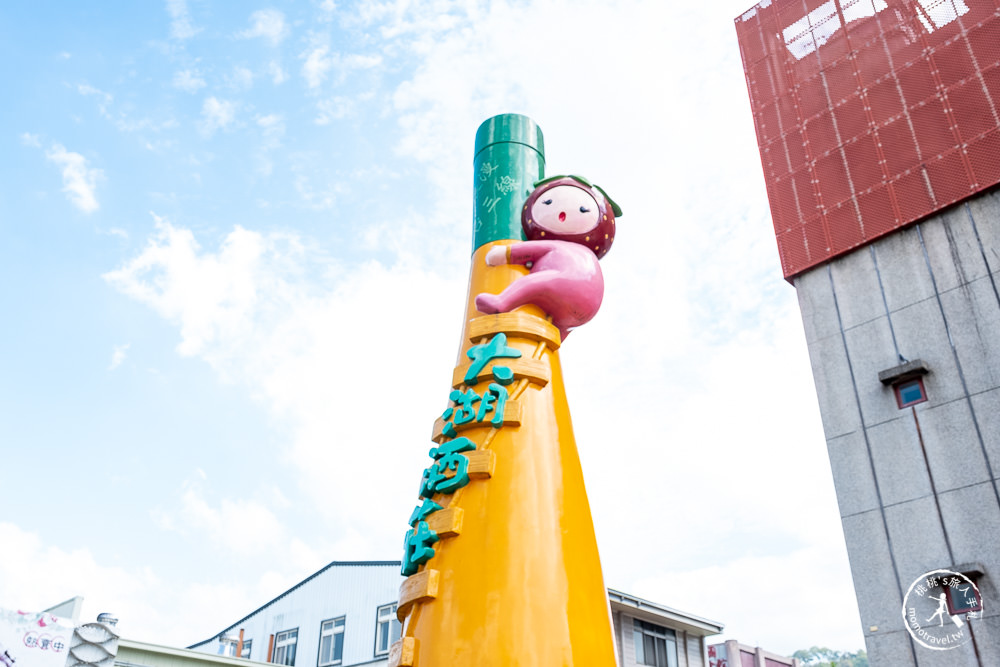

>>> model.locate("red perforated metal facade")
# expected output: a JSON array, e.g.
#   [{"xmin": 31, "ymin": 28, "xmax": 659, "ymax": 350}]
[{"xmin": 736, "ymin": 0, "xmax": 1000, "ymax": 279}]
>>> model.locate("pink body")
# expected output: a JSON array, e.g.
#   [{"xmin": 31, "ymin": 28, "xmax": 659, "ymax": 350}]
[{"xmin": 475, "ymin": 240, "xmax": 604, "ymax": 339}]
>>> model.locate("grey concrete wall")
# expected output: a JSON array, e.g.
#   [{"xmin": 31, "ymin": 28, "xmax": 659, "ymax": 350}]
[{"xmin": 794, "ymin": 186, "xmax": 1000, "ymax": 666}]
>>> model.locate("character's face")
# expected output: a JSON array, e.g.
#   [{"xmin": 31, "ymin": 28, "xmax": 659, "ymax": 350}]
[
  {"xmin": 521, "ymin": 176, "xmax": 617, "ymax": 259},
  {"xmin": 529, "ymin": 185, "xmax": 600, "ymax": 235}
]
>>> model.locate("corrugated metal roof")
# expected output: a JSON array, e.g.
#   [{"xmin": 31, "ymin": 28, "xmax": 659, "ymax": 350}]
[{"xmin": 607, "ymin": 588, "xmax": 724, "ymax": 635}]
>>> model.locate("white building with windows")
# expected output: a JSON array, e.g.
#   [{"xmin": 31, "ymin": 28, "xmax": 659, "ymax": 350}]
[
  {"xmin": 189, "ymin": 561, "xmax": 403, "ymax": 667},
  {"xmin": 189, "ymin": 561, "xmax": 723, "ymax": 667}
]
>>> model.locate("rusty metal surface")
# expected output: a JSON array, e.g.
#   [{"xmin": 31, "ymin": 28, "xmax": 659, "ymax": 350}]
[{"xmin": 737, "ymin": 0, "xmax": 1000, "ymax": 279}]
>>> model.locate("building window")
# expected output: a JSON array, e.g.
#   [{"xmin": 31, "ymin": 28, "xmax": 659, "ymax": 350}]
[
  {"xmin": 633, "ymin": 619, "xmax": 678, "ymax": 667},
  {"xmin": 241, "ymin": 639, "xmax": 252, "ymax": 659},
  {"xmin": 894, "ymin": 377, "xmax": 927, "ymax": 408},
  {"xmin": 318, "ymin": 617, "xmax": 345, "ymax": 666},
  {"xmin": 945, "ymin": 577, "xmax": 983, "ymax": 615},
  {"xmin": 273, "ymin": 629, "xmax": 298, "ymax": 666},
  {"xmin": 878, "ymin": 359, "xmax": 930, "ymax": 409},
  {"xmin": 218, "ymin": 637, "xmax": 238, "ymax": 657},
  {"xmin": 374, "ymin": 604, "xmax": 402, "ymax": 657}
]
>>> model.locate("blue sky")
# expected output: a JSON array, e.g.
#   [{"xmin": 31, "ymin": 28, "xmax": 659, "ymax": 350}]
[{"xmin": 1, "ymin": 0, "xmax": 865, "ymax": 655}]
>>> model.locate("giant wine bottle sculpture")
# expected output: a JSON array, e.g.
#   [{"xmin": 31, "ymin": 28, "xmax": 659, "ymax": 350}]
[{"xmin": 392, "ymin": 114, "xmax": 621, "ymax": 666}]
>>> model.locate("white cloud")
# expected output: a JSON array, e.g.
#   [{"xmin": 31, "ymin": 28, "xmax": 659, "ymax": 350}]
[
  {"xmin": 78, "ymin": 82, "xmax": 177, "ymax": 133},
  {"xmin": 103, "ymin": 227, "xmax": 129, "ymax": 239},
  {"xmin": 20, "ymin": 132, "xmax": 41, "ymax": 148},
  {"xmin": 105, "ymin": 215, "xmax": 462, "ymax": 558},
  {"xmin": 156, "ymin": 472, "xmax": 288, "ymax": 555},
  {"xmin": 0, "ymin": 521, "xmax": 273, "ymax": 647},
  {"xmin": 0, "ymin": 522, "xmax": 159, "ymax": 630},
  {"xmin": 173, "ymin": 69, "xmax": 206, "ymax": 93},
  {"xmin": 199, "ymin": 97, "xmax": 237, "ymax": 136},
  {"xmin": 166, "ymin": 0, "xmax": 199, "ymax": 40},
  {"xmin": 633, "ymin": 546, "xmax": 862, "ymax": 654},
  {"xmin": 301, "ymin": 46, "xmax": 334, "ymax": 88},
  {"xmin": 314, "ymin": 96, "xmax": 352, "ymax": 124},
  {"xmin": 228, "ymin": 66, "xmax": 254, "ymax": 92},
  {"xmin": 301, "ymin": 46, "xmax": 381, "ymax": 89},
  {"xmin": 267, "ymin": 60, "xmax": 287, "ymax": 85},
  {"xmin": 341, "ymin": 54, "xmax": 381, "ymax": 69},
  {"xmin": 292, "ymin": 174, "xmax": 344, "ymax": 209},
  {"xmin": 45, "ymin": 143, "xmax": 102, "ymax": 213},
  {"xmin": 104, "ymin": 215, "xmax": 265, "ymax": 358},
  {"xmin": 239, "ymin": 9, "xmax": 289, "ymax": 45},
  {"xmin": 254, "ymin": 114, "xmax": 285, "ymax": 175},
  {"xmin": 257, "ymin": 113, "xmax": 284, "ymax": 132},
  {"xmin": 77, "ymin": 83, "xmax": 113, "ymax": 114},
  {"xmin": 109, "ymin": 343, "xmax": 130, "ymax": 370}
]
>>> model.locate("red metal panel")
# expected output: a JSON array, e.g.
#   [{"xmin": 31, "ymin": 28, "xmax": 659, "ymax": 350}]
[
  {"xmin": 842, "ymin": 133, "xmax": 883, "ymax": 193},
  {"xmin": 748, "ymin": 58, "xmax": 780, "ymax": 107},
  {"xmin": 835, "ymin": 94, "xmax": 871, "ymax": 142},
  {"xmin": 777, "ymin": 228, "xmax": 809, "ymax": 276},
  {"xmin": 824, "ymin": 56, "xmax": 861, "ymax": 101},
  {"xmin": 761, "ymin": 143, "xmax": 784, "ymax": 184},
  {"xmin": 908, "ymin": 96, "xmax": 958, "ymax": 158},
  {"xmin": 785, "ymin": 130, "xmax": 808, "ymax": 172},
  {"xmin": 985, "ymin": 62, "xmax": 1000, "ymax": 101},
  {"xmin": 896, "ymin": 58, "xmax": 937, "ymax": 107},
  {"xmin": 858, "ymin": 185, "xmax": 897, "ymax": 239},
  {"xmin": 794, "ymin": 164, "xmax": 821, "ymax": 213},
  {"xmin": 799, "ymin": 75, "xmax": 833, "ymax": 119},
  {"xmin": 933, "ymin": 39, "xmax": 976, "ymax": 90},
  {"xmin": 806, "ymin": 110, "xmax": 840, "ymax": 156},
  {"xmin": 827, "ymin": 202, "xmax": 864, "ymax": 249},
  {"xmin": 926, "ymin": 150, "xmax": 974, "ymax": 205},
  {"xmin": 737, "ymin": 0, "xmax": 1000, "ymax": 279},
  {"xmin": 878, "ymin": 116, "xmax": 920, "ymax": 177},
  {"xmin": 803, "ymin": 214, "xmax": 831, "ymax": 263},
  {"xmin": 948, "ymin": 79, "xmax": 995, "ymax": 142},
  {"xmin": 968, "ymin": 130, "xmax": 1000, "ymax": 185},
  {"xmin": 815, "ymin": 151, "xmax": 852, "ymax": 205},
  {"xmin": 770, "ymin": 178, "xmax": 797, "ymax": 233},
  {"xmin": 968, "ymin": 20, "xmax": 1000, "ymax": 67},
  {"xmin": 759, "ymin": 101, "xmax": 784, "ymax": 145},
  {"xmin": 893, "ymin": 169, "xmax": 936, "ymax": 221},
  {"xmin": 865, "ymin": 75, "xmax": 905, "ymax": 123},
  {"xmin": 855, "ymin": 40, "xmax": 895, "ymax": 85}
]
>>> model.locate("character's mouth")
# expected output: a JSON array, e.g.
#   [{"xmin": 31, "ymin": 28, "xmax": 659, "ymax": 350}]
[{"xmin": 559, "ymin": 211, "xmax": 566, "ymax": 222}]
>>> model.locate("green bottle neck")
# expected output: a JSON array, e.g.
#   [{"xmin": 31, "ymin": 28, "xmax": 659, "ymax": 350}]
[{"xmin": 471, "ymin": 114, "xmax": 545, "ymax": 252}]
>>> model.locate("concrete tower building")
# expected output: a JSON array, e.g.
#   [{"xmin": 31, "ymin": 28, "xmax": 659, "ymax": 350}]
[{"xmin": 736, "ymin": 1, "xmax": 1000, "ymax": 665}]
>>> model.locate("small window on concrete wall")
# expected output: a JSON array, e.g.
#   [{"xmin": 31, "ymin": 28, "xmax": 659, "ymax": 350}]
[
  {"xmin": 894, "ymin": 378, "xmax": 927, "ymax": 408},
  {"xmin": 878, "ymin": 359, "xmax": 930, "ymax": 410},
  {"xmin": 946, "ymin": 580, "xmax": 982, "ymax": 615}
]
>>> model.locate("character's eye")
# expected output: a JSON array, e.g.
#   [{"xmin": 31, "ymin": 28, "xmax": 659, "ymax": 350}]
[
  {"xmin": 542, "ymin": 199, "xmax": 553, "ymax": 205},
  {"xmin": 579, "ymin": 206, "xmax": 590, "ymax": 213}
]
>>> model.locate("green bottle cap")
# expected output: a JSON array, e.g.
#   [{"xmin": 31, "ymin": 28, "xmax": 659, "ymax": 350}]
[{"xmin": 474, "ymin": 113, "xmax": 545, "ymax": 159}]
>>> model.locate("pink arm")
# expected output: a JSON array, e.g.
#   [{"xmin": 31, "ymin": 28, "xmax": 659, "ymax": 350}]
[{"xmin": 507, "ymin": 240, "xmax": 563, "ymax": 266}]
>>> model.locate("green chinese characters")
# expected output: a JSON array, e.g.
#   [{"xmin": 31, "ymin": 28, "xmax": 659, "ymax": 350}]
[{"xmin": 401, "ymin": 333, "xmax": 519, "ymax": 577}]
